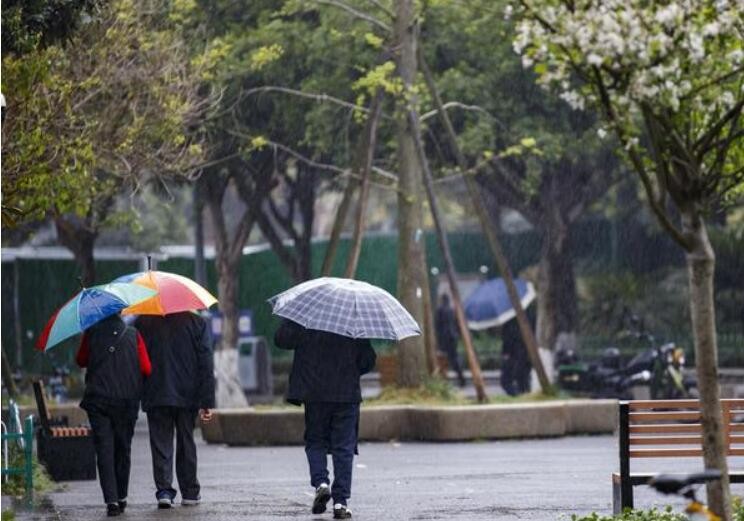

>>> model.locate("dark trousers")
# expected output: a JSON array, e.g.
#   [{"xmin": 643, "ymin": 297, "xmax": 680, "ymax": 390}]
[
  {"xmin": 441, "ymin": 345, "xmax": 466, "ymax": 386},
  {"xmin": 502, "ymin": 353, "xmax": 531, "ymax": 396},
  {"xmin": 147, "ymin": 407, "xmax": 199, "ymax": 500},
  {"xmin": 304, "ymin": 402, "xmax": 360, "ymax": 505},
  {"xmin": 86, "ymin": 404, "xmax": 137, "ymax": 505}
]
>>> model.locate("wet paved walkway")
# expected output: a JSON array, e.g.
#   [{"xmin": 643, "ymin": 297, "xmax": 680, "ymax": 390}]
[{"xmin": 14, "ymin": 419, "xmax": 740, "ymax": 521}]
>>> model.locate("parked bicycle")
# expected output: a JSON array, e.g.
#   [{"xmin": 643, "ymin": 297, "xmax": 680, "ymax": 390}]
[{"xmin": 648, "ymin": 469, "xmax": 721, "ymax": 521}]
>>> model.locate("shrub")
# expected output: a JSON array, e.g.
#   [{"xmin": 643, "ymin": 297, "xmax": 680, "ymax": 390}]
[{"xmin": 571, "ymin": 507, "xmax": 685, "ymax": 521}]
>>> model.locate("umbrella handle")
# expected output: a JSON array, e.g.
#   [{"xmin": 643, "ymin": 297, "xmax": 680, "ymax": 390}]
[
  {"xmin": 147, "ymin": 255, "xmax": 152, "ymax": 270},
  {"xmin": 77, "ymin": 276, "xmax": 84, "ymax": 289}
]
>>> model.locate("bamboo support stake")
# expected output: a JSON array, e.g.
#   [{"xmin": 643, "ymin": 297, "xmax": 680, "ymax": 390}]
[
  {"xmin": 419, "ymin": 49, "xmax": 551, "ymax": 392},
  {"xmin": 408, "ymin": 107, "xmax": 488, "ymax": 402}
]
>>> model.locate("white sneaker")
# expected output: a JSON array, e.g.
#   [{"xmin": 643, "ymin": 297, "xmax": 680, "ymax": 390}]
[
  {"xmin": 333, "ymin": 503, "xmax": 352, "ymax": 519},
  {"xmin": 182, "ymin": 497, "xmax": 201, "ymax": 506}
]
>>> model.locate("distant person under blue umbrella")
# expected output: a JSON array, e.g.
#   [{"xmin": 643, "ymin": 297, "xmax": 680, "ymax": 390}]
[
  {"xmin": 434, "ymin": 294, "xmax": 465, "ymax": 387},
  {"xmin": 463, "ymin": 277, "xmax": 537, "ymax": 395}
]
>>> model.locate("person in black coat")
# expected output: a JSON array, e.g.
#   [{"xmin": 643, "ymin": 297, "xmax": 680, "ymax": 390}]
[
  {"xmin": 133, "ymin": 312, "xmax": 215, "ymax": 509},
  {"xmin": 274, "ymin": 319, "xmax": 376, "ymax": 519},
  {"xmin": 76, "ymin": 313, "xmax": 151, "ymax": 517},
  {"xmin": 500, "ymin": 306, "xmax": 536, "ymax": 396},
  {"xmin": 435, "ymin": 294, "xmax": 465, "ymax": 387}
]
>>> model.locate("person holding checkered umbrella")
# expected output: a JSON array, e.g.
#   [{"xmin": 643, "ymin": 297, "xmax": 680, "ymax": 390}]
[{"xmin": 270, "ymin": 278, "xmax": 420, "ymax": 519}]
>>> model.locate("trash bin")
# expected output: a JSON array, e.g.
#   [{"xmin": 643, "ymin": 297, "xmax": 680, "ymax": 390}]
[{"xmin": 238, "ymin": 336, "xmax": 273, "ymax": 396}]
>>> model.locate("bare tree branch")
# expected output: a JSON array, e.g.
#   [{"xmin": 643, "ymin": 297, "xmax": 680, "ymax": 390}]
[
  {"xmin": 309, "ymin": 0, "xmax": 391, "ymax": 32},
  {"xmin": 227, "ymin": 129, "xmax": 399, "ymax": 187},
  {"xmin": 420, "ymin": 101, "xmax": 506, "ymax": 130},
  {"xmin": 243, "ymin": 86, "xmax": 394, "ymax": 120},
  {"xmin": 364, "ymin": 0, "xmax": 393, "ymax": 18}
]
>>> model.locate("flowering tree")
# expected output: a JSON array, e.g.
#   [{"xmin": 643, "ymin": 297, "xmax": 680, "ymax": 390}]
[{"xmin": 512, "ymin": 1, "xmax": 742, "ymax": 518}]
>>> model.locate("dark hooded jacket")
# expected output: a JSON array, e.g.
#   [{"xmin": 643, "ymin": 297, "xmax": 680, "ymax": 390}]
[
  {"xmin": 76, "ymin": 314, "xmax": 151, "ymax": 413},
  {"xmin": 134, "ymin": 312, "xmax": 215, "ymax": 412},
  {"xmin": 274, "ymin": 319, "xmax": 376, "ymax": 405}
]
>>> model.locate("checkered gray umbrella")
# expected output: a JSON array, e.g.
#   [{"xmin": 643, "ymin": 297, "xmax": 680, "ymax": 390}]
[{"xmin": 268, "ymin": 277, "xmax": 421, "ymax": 341}]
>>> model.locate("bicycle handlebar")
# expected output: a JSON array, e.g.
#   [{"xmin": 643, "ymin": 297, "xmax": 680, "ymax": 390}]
[{"xmin": 649, "ymin": 470, "xmax": 722, "ymax": 495}]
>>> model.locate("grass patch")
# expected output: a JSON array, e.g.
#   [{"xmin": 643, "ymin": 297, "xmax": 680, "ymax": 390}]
[
  {"xmin": 2, "ymin": 510, "xmax": 16, "ymax": 521},
  {"xmin": 2, "ymin": 448, "xmax": 56, "ymax": 497},
  {"xmin": 572, "ymin": 500, "xmax": 744, "ymax": 521},
  {"xmin": 366, "ymin": 378, "xmax": 469, "ymax": 405},
  {"xmin": 1, "ymin": 394, "xmax": 36, "ymax": 408},
  {"xmin": 365, "ymin": 379, "xmax": 569, "ymax": 406},
  {"xmin": 571, "ymin": 507, "xmax": 685, "ymax": 520}
]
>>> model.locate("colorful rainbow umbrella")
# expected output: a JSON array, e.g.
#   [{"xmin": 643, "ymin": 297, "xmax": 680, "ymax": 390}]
[
  {"xmin": 36, "ymin": 282, "xmax": 158, "ymax": 352},
  {"xmin": 114, "ymin": 270, "xmax": 217, "ymax": 315}
]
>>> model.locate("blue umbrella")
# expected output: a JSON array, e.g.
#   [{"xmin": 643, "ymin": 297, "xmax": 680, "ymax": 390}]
[
  {"xmin": 464, "ymin": 277, "xmax": 536, "ymax": 330},
  {"xmin": 36, "ymin": 282, "xmax": 158, "ymax": 352}
]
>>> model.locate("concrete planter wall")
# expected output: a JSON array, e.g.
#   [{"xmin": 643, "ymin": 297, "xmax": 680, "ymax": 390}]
[{"xmin": 204, "ymin": 400, "xmax": 618, "ymax": 446}]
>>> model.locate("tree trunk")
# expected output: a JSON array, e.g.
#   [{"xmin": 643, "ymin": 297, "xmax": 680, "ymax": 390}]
[
  {"xmin": 193, "ymin": 181, "xmax": 207, "ymax": 287},
  {"xmin": 345, "ymin": 91, "xmax": 384, "ymax": 279},
  {"xmin": 417, "ymin": 48, "xmax": 551, "ymax": 392},
  {"xmin": 321, "ymin": 179, "xmax": 356, "ymax": 277},
  {"xmin": 536, "ymin": 222, "xmax": 578, "ymax": 352},
  {"xmin": 321, "ymin": 93, "xmax": 384, "ymax": 277},
  {"xmin": 683, "ymin": 210, "xmax": 732, "ymax": 520},
  {"xmin": 2, "ymin": 347, "xmax": 18, "ymax": 398},
  {"xmin": 55, "ymin": 216, "xmax": 97, "ymax": 286},
  {"xmin": 216, "ymin": 257, "xmax": 240, "ymax": 352},
  {"xmin": 408, "ymin": 108, "xmax": 488, "ymax": 401},
  {"xmin": 394, "ymin": 0, "xmax": 428, "ymax": 387},
  {"xmin": 213, "ymin": 254, "xmax": 249, "ymax": 408}
]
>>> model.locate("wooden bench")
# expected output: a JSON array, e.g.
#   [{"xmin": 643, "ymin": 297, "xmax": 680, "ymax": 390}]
[
  {"xmin": 613, "ymin": 399, "xmax": 744, "ymax": 514},
  {"xmin": 33, "ymin": 381, "xmax": 96, "ymax": 481}
]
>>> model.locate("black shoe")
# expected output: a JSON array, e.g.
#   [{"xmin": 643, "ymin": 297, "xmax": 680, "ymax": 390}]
[
  {"xmin": 311, "ymin": 483, "xmax": 331, "ymax": 514},
  {"xmin": 333, "ymin": 503, "xmax": 352, "ymax": 519},
  {"xmin": 107, "ymin": 503, "xmax": 121, "ymax": 517},
  {"xmin": 118, "ymin": 499, "xmax": 127, "ymax": 513}
]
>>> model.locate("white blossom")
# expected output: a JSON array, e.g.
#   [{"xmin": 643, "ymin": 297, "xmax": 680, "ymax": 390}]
[
  {"xmin": 559, "ymin": 90, "xmax": 585, "ymax": 110},
  {"xmin": 703, "ymin": 22, "xmax": 720, "ymax": 37},
  {"xmin": 504, "ymin": 4, "xmax": 513, "ymax": 21},
  {"xmin": 654, "ymin": 4, "xmax": 681, "ymax": 28},
  {"xmin": 587, "ymin": 53, "xmax": 603, "ymax": 66},
  {"xmin": 688, "ymin": 34, "xmax": 705, "ymax": 62},
  {"xmin": 597, "ymin": 128, "xmax": 608, "ymax": 139}
]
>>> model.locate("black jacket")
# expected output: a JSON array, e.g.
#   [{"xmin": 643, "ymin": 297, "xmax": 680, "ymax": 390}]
[
  {"xmin": 501, "ymin": 307, "xmax": 536, "ymax": 363},
  {"xmin": 77, "ymin": 314, "xmax": 149, "ymax": 413},
  {"xmin": 435, "ymin": 304, "xmax": 459, "ymax": 353},
  {"xmin": 134, "ymin": 312, "xmax": 215, "ymax": 412},
  {"xmin": 274, "ymin": 320, "xmax": 376, "ymax": 406}
]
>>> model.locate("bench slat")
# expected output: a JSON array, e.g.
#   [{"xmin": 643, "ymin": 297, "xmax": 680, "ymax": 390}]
[
  {"xmin": 628, "ymin": 400, "xmax": 703, "ymax": 410},
  {"xmin": 629, "ymin": 411, "xmax": 700, "ymax": 422},
  {"xmin": 630, "ymin": 424, "xmax": 702, "ymax": 434},
  {"xmin": 630, "ymin": 448, "xmax": 703, "ymax": 457},
  {"xmin": 626, "ymin": 399, "xmax": 744, "ymax": 410},
  {"xmin": 630, "ymin": 448, "xmax": 744, "ymax": 458},
  {"xmin": 630, "ymin": 436, "xmax": 702, "ymax": 445}
]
